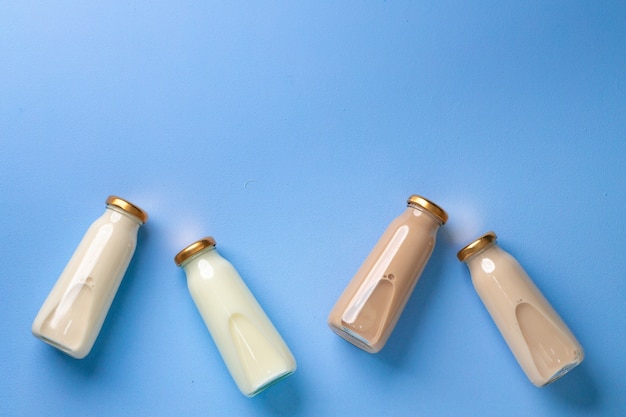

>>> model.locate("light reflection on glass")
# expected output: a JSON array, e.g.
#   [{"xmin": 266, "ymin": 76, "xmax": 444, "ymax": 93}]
[
  {"xmin": 198, "ymin": 259, "xmax": 214, "ymax": 279},
  {"xmin": 481, "ymin": 257, "xmax": 496, "ymax": 273},
  {"xmin": 342, "ymin": 225, "xmax": 409, "ymax": 324},
  {"xmin": 109, "ymin": 211, "xmax": 122, "ymax": 223}
]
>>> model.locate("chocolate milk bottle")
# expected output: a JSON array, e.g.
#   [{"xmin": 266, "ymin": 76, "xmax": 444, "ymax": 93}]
[
  {"xmin": 457, "ymin": 232, "xmax": 584, "ymax": 386},
  {"xmin": 328, "ymin": 195, "xmax": 447, "ymax": 353}
]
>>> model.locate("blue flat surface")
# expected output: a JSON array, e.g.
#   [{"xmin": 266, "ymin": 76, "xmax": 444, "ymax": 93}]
[{"xmin": 1, "ymin": 1, "xmax": 625, "ymax": 416}]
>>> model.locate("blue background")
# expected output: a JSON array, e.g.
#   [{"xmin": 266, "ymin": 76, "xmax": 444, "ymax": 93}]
[{"xmin": 1, "ymin": 1, "xmax": 625, "ymax": 416}]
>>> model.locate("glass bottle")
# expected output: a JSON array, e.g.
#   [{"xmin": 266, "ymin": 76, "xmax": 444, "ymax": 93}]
[
  {"xmin": 32, "ymin": 196, "xmax": 148, "ymax": 359},
  {"xmin": 457, "ymin": 231, "xmax": 584, "ymax": 386},
  {"xmin": 328, "ymin": 195, "xmax": 448, "ymax": 353},
  {"xmin": 174, "ymin": 237, "xmax": 296, "ymax": 397}
]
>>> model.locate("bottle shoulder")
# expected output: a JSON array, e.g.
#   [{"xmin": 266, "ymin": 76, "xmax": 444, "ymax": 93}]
[
  {"xmin": 389, "ymin": 208, "xmax": 440, "ymax": 235},
  {"xmin": 183, "ymin": 251, "xmax": 239, "ymax": 280},
  {"xmin": 467, "ymin": 246, "xmax": 526, "ymax": 283},
  {"xmin": 90, "ymin": 208, "xmax": 141, "ymax": 233}
]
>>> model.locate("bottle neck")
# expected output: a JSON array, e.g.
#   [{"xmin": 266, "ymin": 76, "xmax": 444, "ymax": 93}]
[
  {"xmin": 105, "ymin": 205, "xmax": 143, "ymax": 227},
  {"xmin": 180, "ymin": 246, "xmax": 218, "ymax": 269},
  {"xmin": 404, "ymin": 205, "xmax": 443, "ymax": 229},
  {"xmin": 463, "ymin": 241, "xmax": 498, "ymax": 264}
]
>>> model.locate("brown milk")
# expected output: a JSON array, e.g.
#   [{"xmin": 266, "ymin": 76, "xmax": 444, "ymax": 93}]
[
  {"xmin": 328, "ymin": 195, "xmax": 447, "ymax": 353},
  {"xmin": 458, "ymin": 232, "xmax": 584, "ymax": 386}
]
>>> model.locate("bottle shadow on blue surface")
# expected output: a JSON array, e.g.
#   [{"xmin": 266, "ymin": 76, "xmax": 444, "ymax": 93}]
[
  {"xmin": 256, "ymin": 371, "xmax": 303, "ymax": 416},
  {"xmin": 374, "ymin": 228, "xmax": 450, "ymax": 367},
  {"xmin": 546, "ymin": 362, "xmax": 600, "ymax": 410}
]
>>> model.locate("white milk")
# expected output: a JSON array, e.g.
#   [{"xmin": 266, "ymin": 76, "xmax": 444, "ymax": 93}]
[
  {"xmin": 32, "ymin": 196, "xmax": 147, "ymax": 359},
  {"xmin": 175, "ymin": 238, "xmax": 296, "ymax": 397},
  {"xmin": 458, "ymin": 232, "xmax": 584, "ymax": 386}
]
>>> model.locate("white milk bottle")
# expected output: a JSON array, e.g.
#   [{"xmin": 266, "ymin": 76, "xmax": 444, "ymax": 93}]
[
  {"xmin": 457, "ymin": 231, "xmax": 584, "ymax": 386},
  {"xmin": 174, "ymin": 237, "xmax": 296, "ymax": 397},
  {"xmin": 32, "ymin": 196, "xmax": 148, "ymax": 359}
]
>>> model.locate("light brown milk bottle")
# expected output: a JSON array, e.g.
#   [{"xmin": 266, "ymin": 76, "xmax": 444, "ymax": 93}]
[
  {"xmin": 457, "ymin": 232, "xmax": 584, "ymax": 386},
  {"xmin": 328, "ymin": 195, "xmax": 448, "ymax": 353}
]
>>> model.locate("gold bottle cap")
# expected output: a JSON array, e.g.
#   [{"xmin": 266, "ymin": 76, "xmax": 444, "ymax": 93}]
[
  {"xmin": 174, "ymin": 237, "xmax": 217, "ymax": 266},
  {"xmin": 106, "ymin": 196, "xmax": 148, "ymax": 224},
  {"xmin": 457, "ymin": 231, "xmax": 497, "ymax": 262},
  {"xmin": 407, "ymin": 195, "xmax": 448, "ymax": 225}
]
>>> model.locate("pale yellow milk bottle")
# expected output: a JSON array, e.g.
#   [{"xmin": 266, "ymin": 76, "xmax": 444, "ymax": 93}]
[
  {"xmin": 328, "ymin": 195, "xmax": 448, "ymax": 353},
  {"xmin": 32, "ymin": 196, "xmax": 148, "ymax": 359},
  {"xmin": 457, "ymin": 232, "xmax": 584, "ymax": 386},
  {"xmin": 174, "ymin": 237, "xmax": 296, "ymax": 397}
]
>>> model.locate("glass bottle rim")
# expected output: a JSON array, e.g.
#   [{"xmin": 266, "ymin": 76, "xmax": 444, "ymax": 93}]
[
  {"xmin": 457, "ymin": 231, "xmax": 497, "ymax": 262},
  {"xmin": 407, "ymin": 195, "xmax": 448, "ymax": 225},
  {"xmin": 174, "ymin": 237, "xmax": 217, "ymax": 266},
  {"xmin": 106, "ymin": 196, "xmax": 148, "ymax": 224}
]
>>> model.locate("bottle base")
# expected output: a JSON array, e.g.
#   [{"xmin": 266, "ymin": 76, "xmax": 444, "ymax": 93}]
[
  {"xmin": 327, "ymin": 324, "xmax": 380, "ymax": 354},
  {"xmin": 535, "ymin": 358, "xmax": 584, "ymax": 387},
  {"xmin": 246, "ymin": 369, "xmax": 296, "ymax": 397},
  {"xmin": 32, "ymin": 333, "xmax": 86, "ymax": 359}
]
